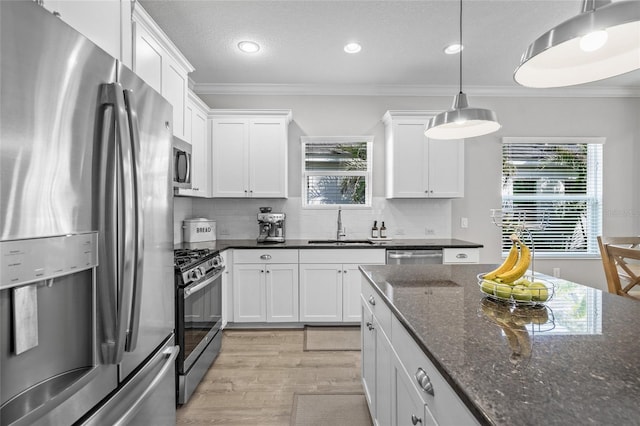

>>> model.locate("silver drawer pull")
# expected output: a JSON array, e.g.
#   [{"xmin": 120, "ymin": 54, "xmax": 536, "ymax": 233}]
[
  {"xmin": 368, "ymin": 295, "xmax": 376, "ymax": 306},
  {"xmin": 415, "ymin": 368, "xmax": 434, "ymax": 396},
  {"xmin": 456, "ymin": 253, "xmax": 468, "ymax": 259},
  {"xmin": 411, "ymin": 414, "xmax": 422, "ymax": 425},
  {"xmin": 260, "ymin": 254, "xmax": 272, "ymax": 260}
]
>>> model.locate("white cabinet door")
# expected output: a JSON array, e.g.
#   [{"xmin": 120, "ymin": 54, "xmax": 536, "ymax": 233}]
[
  {"xmin": 383, "ymin": 111, "xmax": 464, "ymax": 199},
  {"xmin": 343, "ymin": 264, "xmax": 363, "ymax": 322},
  {"xmin": 133, "ymin": 21, "xmax": 162, "ymax": 94},
  {"xmin": 249, "ymin": 118, "xmax": 288, "ymax": 198},
  {"xmin": 392, "ymin": 354, "xmax": 437, "ymax": 426},
  {"xmin": 375, "ymin": 323, "xmax": 393, "ymax": 426},
  {"xmin": 187, "ymin": 107, "xmax": 210, "ymax": 196},
  {"xmin": 162, "ymin": 55, "xmax": 188, "ymax": 139},
  {"xmin": 361, "ymin": 301, "xmax": 376, "ymax": 413},
  {"xmin": 265, "ymin": 264, "xmax": 299, "ymax": 322},
  {"xmin": 427, "ymin": 139, "xmax": 464, "ymax": 198},
  {"xmin": 386, "ymin": 121, "xmax": 428, "ymax": 198},
  {"xmin": 43, "ymin": 0, "xmax": 130, "ymax": 66},
  {"xmin": 232, "ymin": 264, "xmax": 266, "ymax": 322},
  {"xmin": 210, "ymin": 118, "xmax": 249, "ymax": 197},
  {"xmin": 299, "ymin": 264, "xmax": 343, "ymax": 322}
]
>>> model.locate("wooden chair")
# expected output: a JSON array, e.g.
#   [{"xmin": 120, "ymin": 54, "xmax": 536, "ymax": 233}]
[{"xmin": 597, "ymin": 236, "xmax": 640, "ymax": 300}]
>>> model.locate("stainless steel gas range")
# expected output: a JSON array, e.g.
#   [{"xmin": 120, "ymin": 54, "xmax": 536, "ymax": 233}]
[{"xmin": 174, "ymin": 248, "xmax": 224, "ymax": 404}]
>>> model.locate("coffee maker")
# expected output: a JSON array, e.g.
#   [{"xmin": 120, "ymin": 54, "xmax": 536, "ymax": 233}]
[{"xmin": 257, "ymin": 207, "xmax": 286, "ymax": 243}]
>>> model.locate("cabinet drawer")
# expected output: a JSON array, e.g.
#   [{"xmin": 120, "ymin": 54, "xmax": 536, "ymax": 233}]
[
  {"xmin": 300, "ymin": 249, "xmax": 385, "ymax": 264},
  {"xmin": 391, "ymin": 316, "xmax": 479, "ymax": 425},
  {"xmin": 233, "ymin": 249, "xmax": 298, "ymax": 264},
  {"xmin": 361, "ymin": 279, "xmax": 392, "ymax": 336},
  {"xmin": 443, "ymin": 248, "xmax": 479, "ymax": 264}
]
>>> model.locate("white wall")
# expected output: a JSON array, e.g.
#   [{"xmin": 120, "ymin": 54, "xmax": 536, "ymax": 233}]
[{"xmin": 177, "ymin": 93, "xmax": 639, "ymax": 290}]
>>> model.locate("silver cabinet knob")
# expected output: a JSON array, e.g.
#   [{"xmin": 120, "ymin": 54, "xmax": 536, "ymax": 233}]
[
  {"xmin": 411, "ymin": 414, "xmax": 422, "ymax": 425},
  {"xmin": 343, "ymin": 270, "xmax": 347, "ymax": 273},
  {"xmin": 368, "ymin": 295, "xmax": 376, "ymax": 306},
  {"xmin": 415, "ymin": 368, "xmax": 434, "ymax": 396},
  {"xmin": 366, "ymin": 321, "xmax": 374, "ymax": 331}
]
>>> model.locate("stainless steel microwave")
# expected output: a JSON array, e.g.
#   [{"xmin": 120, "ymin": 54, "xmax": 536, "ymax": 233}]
[{"xmin": 173, "ymin": 136, "xmax": 192, "ymax": 189}]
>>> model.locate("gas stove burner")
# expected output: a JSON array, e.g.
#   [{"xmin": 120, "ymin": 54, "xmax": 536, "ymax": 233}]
[{"xmin": 174, "ymin": 248, "xmax": 224, "ymax": 287}]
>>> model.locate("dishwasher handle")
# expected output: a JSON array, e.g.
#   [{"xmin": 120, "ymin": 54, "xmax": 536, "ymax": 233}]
[{"xmin": 386, "ymin": 250, "xmax": 443, "ymax": 264}]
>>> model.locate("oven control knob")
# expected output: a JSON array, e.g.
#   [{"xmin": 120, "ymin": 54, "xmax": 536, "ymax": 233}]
[
  {"xmin": 190, "ymin": 269, "xmax": 202, "ymax": 280},
  {"xmin": 212, "ymin": 256, "xmax": 221, "ymax": 268}
]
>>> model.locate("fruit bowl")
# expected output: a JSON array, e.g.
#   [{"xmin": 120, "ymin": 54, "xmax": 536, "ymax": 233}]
[{"xmin": 477, "ymin": 273, "xmax": 555, "ymax": 306}]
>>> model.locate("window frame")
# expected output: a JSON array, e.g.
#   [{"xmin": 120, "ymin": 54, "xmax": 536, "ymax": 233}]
[
  {"xmin": 300, "ymin": 136, "xmax": 373, "ymax": 209},
  {"xmin": 501, "ymin": 137, "xmax": 605, "ymax": 259}
]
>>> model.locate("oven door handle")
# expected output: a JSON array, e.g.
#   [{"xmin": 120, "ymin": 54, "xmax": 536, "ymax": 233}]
[{"xmin": 184, "ymin": 268, "xmax": 224, "ymax": 298}]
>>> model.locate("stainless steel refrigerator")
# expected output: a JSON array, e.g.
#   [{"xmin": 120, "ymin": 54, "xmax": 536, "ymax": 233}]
[{"xmin": 0, "ymin": 2, "xmax": 177, "ymax": 425}]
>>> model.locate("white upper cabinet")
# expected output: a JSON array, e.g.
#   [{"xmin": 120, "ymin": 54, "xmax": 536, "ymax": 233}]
[
  {"xmin": 41, "ymin": 0, "xmax": 132, "ymax": 67},
  {"xmin": 210, "ymin": 110, "xmax": 292, "ymax": 199},
  {"xmin": 175, "ymin": 91, "xmax": 211, "ymax": 198},
  {"xmin": 132, "ymin": 3, "xmax": 194, "ymax": 139},
  {"xmin": 383, "ymin": 111, "xmax": 464, "ymax": 198}
]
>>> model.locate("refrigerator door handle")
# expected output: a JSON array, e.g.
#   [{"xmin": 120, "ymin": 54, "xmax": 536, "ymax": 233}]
[
  {"xmin": 113, "ymin": 345, "xmax": 179, "ymax": 426},
  {"xmin": 100, "ymin": 82, "xmax": 136, "ymax": 365},
  {"xmin": 123, "ymin": 89, "xmax": 144, "ymax": 353}
]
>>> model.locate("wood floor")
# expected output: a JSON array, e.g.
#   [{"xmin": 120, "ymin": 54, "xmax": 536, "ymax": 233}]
[{"xmin": 176, "ymin": 329, "xmax": 363, "ymax": 425}]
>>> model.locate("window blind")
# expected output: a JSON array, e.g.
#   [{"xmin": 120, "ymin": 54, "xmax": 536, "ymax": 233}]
[
  {"xmin": 301, "ymin": 137, "xmax": 372, "ymax": 207},
  {"xmin": 501, "ymin": 139, "xmax": 603, "ymax": 257}
]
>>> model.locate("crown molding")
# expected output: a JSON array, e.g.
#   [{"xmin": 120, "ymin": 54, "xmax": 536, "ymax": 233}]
[
  {"xmin": 193, "ymin": 83, "xmax": 640, "ymax": 98},
  {"xmin": 132, "ymin": 3, "xmax": 195, "ymax": 73}
]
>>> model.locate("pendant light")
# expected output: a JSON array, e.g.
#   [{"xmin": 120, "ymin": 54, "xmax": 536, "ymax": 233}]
[
  {"xmin": 424, "ymin": 0, "xmax": 501, "ymax": 140},
  {"xmin": 514, "ymin": 0, "xmax": 640, "ymax": 88}
]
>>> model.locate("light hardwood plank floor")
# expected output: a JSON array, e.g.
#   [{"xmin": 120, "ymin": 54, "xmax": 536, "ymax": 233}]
[{"xmin": 177, "ymin": 329, "xmax": 363, "ymax": 425}]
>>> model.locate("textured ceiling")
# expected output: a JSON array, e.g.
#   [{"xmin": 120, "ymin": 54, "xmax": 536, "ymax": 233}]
[{"xmin": 140, "ymin": 0, "xmax": 640, "ymax": 95}]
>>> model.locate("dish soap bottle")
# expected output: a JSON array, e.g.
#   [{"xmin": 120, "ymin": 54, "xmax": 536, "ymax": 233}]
[
  {"xmin": 380, "ymin": 221, "xmax": 387, "ymax": 238},
  {"xmin": 371, "ymin": 221, "xmax": 379, "ymax": 238}
]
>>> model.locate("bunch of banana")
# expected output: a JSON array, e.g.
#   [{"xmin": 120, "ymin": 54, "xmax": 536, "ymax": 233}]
[{"xmin": 482, "ymin": 234, "xmax": 531, "ymax": 284}]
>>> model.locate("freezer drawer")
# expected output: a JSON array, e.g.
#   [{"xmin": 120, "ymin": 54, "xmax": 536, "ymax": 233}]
[{"xmin": 77, "ymin": 337, "xmax": 178, "ymax": 426}]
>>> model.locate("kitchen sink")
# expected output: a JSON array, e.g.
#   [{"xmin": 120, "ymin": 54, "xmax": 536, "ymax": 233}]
[{"xmin": 307, "ymin": 239, "xmax": 375, "ymax": 246}]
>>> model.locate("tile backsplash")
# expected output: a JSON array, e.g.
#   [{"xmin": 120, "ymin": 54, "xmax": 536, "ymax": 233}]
[{"xmin": 174, "ymin": 197, "xmax": 452, "ymax": 243}]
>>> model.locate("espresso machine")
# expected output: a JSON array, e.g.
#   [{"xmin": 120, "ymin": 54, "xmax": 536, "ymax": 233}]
[{"xmin": 257, "ymin": 207, "xmax": 286, "ymax": 243}]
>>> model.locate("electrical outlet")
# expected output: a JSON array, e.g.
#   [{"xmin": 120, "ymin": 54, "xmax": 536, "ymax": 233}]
[
  {"xmin": 396, "ymin": 228, "xmax": 405, "ymax": 235},
  {"xmin": 219, "ymin": 228, "xmax": 230, "ymax": 236},
  {"xmin": 425, "ymin": 228, "xmax": 435, "ymax": 235},
  {"xmin": 553, "ymin": 267, "xmax": 561, "ymax": 278},
  {"xmin": 460, "ymin": 217, "xmax": 469, "ymax": 228}
]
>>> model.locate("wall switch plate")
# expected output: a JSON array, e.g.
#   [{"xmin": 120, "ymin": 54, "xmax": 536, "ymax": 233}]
[
  {"xmin": 396, "ymin": 229, "xmax": 405, "ymax": 235},
  {"xmin": 460, "ymin": 217, "xmax": 469, "ymax": 228},
  {"xmin": 425, "ymin": 228, "xmax": 435, "ymax": 235},
  {"xmin": 553, "ymin": 267, "xmax": 561, "ymax": 278}
]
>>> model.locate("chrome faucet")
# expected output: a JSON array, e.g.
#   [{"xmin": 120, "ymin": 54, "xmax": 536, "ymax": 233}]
[{"xmin": 336, "ymin": 208, "xmax": 346, "ymax": 241}]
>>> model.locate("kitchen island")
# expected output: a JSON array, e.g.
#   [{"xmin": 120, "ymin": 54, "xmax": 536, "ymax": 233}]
[{"xmin": 359, "ymin": 264, "xmax": 640, "ymax": 426}]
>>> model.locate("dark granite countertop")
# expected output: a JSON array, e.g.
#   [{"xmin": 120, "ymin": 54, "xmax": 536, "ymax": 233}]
[
  {"xmin": 174, "ymin": 238, "xmax": 483, "ymax": 252},
  {"xmin": 358, "ymin": 264, "xmax": 640, "ymax": 426}
]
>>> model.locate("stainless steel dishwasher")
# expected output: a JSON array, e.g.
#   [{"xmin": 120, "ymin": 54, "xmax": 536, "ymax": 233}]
[{"xmin": 385, "ymin": 249, "xmax": 443, "ymax": 264}]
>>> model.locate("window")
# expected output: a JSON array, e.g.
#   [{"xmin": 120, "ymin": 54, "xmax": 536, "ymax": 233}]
[
  {"xmin": 301, "ymin": 136, "xmax": 373, "ymax": 207},
  {"xmin": 501, "ymin": 137, "xmax": 604, "ymax": 257}
]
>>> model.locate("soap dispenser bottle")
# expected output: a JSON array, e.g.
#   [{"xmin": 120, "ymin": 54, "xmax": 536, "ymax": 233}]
[
  {"xmin": 380, "ymin": 221, "xmax": 387, "ymax": 238},
  {"xmin": 371, "ymin": 221, "xmax": 379, "ymax": 238}
]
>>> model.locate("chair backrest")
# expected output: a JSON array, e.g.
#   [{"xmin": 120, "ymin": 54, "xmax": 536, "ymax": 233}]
[{"xmin": 597, "ymin": 236, "xmax": 640, "ymax": 300}]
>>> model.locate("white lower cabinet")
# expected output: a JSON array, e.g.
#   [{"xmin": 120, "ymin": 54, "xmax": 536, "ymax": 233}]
[
  {"xmin": 299, "ymin": 249, "xmax": 386, "ymax": 323},
  {"xmin": 362, "ymin": 296, "xmax": 393, "ymax": 426},
  {"xmin": 362, "ymin": 275, "xmax": 480, "ymax": 426},
  {"xmin": 392, "ymin": 355, "xmax": 437, "ymax": 426},
  {"xmin": 299, "ymin": 264, "xmax": 343, "ymax": 322},
  {"xmin": 232, "ymin": 250, "xmax": 299, "ymax": 323}
]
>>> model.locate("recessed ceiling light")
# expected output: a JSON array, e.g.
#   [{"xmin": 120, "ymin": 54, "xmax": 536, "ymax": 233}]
[
  {"xmin": 238, "ymin": 41, "xmax": 260, "ymax": 53},
  {"xmin": 344, "ymin": 42, "xmax": 362, "ymax": 54},
  {"xmin": 444, "ymin": 44, "xmax": 463, "ymax": 54}
]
